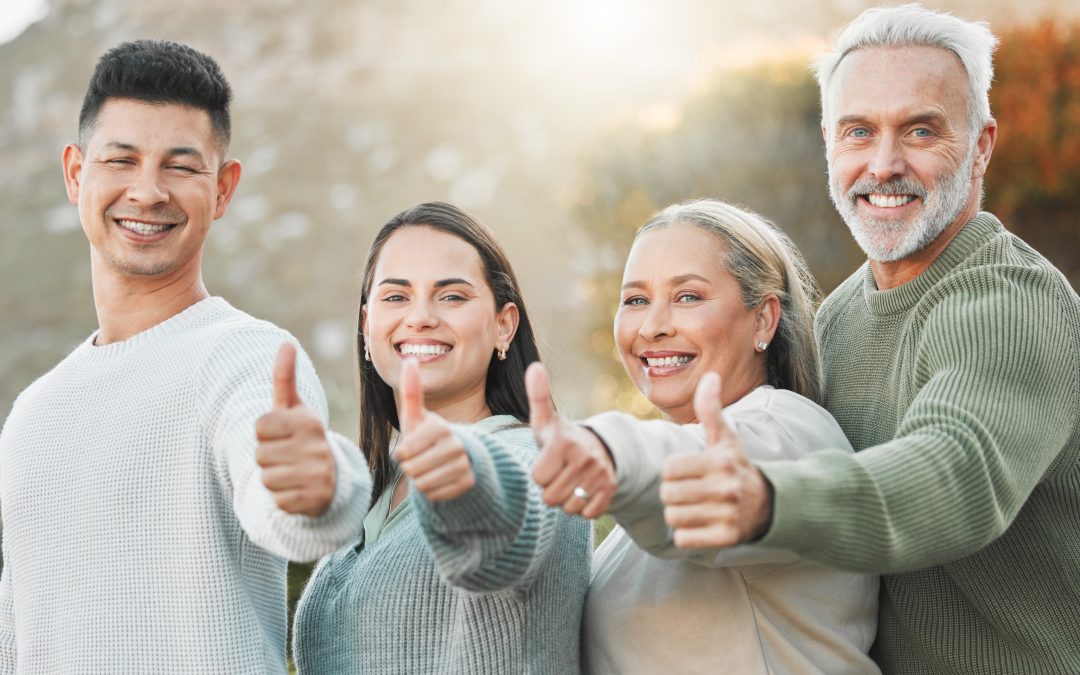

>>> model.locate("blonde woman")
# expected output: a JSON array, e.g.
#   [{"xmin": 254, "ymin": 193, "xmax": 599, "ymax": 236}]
[{"xmin": 528, "ymin": 199, "xmax": 879, "ymax": 674}]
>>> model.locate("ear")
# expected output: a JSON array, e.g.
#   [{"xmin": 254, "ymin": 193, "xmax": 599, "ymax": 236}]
[
  {"xmin": 754, "ymin": 295, "xmax": 781, "ymax": 346},
  {"xmin": 495, "ymin": 302, "xmax": 520, "ymax": 351},
  {"xmin": 62, "ymin": 144, "xmax": 84, "ymax": 205},
  {"xmin": 213, "ymin": 159, "xmax": 243, "ymax": 219},
  {"xmin": 971, "ymin": 119, "xmax": 997, "ymax": 180}
]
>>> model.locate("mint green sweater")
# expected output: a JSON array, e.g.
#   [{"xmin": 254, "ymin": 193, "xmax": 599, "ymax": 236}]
[
  {"xmin": 292, "ymin": 416, "xmax": 592, "ymax": 674},
  {"xmin": 758, "ymin": 213, "xmax": 1080, "ymax": 673}
]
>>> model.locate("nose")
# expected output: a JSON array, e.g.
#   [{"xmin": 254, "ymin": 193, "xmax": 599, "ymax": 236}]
[
  {"xmin": 126, "ymin": 165, "xmax": 169, "ymax": 206},
  {"xmin": 405, "ymin": 297, "xmax": 439, "ymax": 330},
  {"xmin": 639, "ymin": 301, "xmax": 674, "ymax": 341},
  {"xmin": 867, "ymin": 133, "xmax": 907, "ymax": 184}
]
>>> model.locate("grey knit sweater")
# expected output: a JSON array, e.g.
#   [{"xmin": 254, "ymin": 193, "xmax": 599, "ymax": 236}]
[
  {"xmin": 0, "ymin": 297, "xmax": 371, "ymax": 674},
  {"xmin": 758, "ymin": 213, "xmax": 1080, "ymax": 673},
  {"xmin": 293, "ymin": 416, "xmax": 592, "ymax": 674}
]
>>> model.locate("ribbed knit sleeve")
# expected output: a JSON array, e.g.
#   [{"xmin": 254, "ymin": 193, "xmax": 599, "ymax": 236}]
[
  {"xmin": 587, "ymin": 387, "xmax": 853, "ymax": 567},
  {"xmin": 411, "ymin": 423, "xmax": 565, "ymax": 592},
  {"xmin": 198, "ymin": 327, "xmax": 370, "ymax": 563},
  {"xmin": 759, "ymin": 260, "xmax": 1080, "ymax": 573},
  {"xmin": 0, "ymin": 555, "xmax": 13, "ymax": 673}
]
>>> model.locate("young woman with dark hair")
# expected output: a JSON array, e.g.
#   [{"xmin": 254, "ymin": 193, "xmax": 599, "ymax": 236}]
[{"xmin": 291, "ymin": 202, "xmax": 591, "ymax": 674}]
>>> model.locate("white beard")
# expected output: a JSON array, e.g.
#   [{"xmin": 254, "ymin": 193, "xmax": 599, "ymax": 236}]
[{"xmin": 828, "ymin": 147, "xmax": 976, "ymax": 262}]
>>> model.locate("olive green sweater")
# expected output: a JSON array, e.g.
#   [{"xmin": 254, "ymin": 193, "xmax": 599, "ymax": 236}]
[{"xmin": 757, "ymin": 213, "xmax": 1080, "ymax": 673}]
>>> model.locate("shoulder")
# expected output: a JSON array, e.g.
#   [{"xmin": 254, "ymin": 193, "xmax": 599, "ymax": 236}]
[
  {"xmin": 476, "ymin": 416, "xmax": 537, "ymax": 450},
  {"xmin": 816, "ymin": 264, "xmax": 868, "ymax": 335},
  {"xmin": 726, "ymin": 387, "xmax": 854, "ymax": 461},
  {"xmin": 924, "ymin": 222, "xmax": 1079, "ymax": 322}
]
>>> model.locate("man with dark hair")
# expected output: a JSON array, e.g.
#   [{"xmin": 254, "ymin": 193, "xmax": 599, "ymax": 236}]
[{"xmin": 0, "ymin": 40, "xmax": 369, "ymax": 672}]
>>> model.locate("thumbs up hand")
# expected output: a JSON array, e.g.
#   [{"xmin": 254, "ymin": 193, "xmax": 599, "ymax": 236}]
[
  {"xmin": 659, "ymin": 372, "xmax": 774, "ymax": 549},
  {"xmin": 393, "ymin": 358, "xmax": 476, "ymax": 501},
  {"xmin": 255, "ymin": 342, "xmax": 337, "ymax": 517},
  {"xmin": 527, "ymin": 362, "xmax": 616, "ymax": 519}
]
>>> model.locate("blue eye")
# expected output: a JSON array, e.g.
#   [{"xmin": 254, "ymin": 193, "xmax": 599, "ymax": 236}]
[
  {"xmin": 850, "ymin": 128, "xmax": 869, "ymax": 138},
  {"xmin": 912, "ymin": 128, "xmax": 932, "ymax": 138},
  {"xmin": 676, "ymin": 293, "xmax": 701, "ymax": 303},
  {"xmin": 622, "ymin": 296, "xmax": 647, "ymax": 307}
]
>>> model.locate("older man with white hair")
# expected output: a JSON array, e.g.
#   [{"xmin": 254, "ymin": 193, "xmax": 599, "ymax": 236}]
[
  {"xmin": 618, "ymin": 4, "xmax": 1079, "ymax": 673},
  {"xmin": 521, "ymin": 4, "xmax": 1077, "ymax": 671}
]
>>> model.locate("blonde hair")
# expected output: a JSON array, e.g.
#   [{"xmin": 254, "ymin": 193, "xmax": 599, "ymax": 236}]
[{"xmin": 638, "ymin": 199, "xmax": 823, "ymax": 404}]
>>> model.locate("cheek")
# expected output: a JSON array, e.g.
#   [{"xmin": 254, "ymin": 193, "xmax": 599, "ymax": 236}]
[{"xmin": 613, "ymin": 311, "xmax": 637, "ymax": 358}]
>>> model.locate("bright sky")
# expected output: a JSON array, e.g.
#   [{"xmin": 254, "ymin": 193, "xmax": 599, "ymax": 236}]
[{"xmin": 0, "ymin": 0, "xmax": 48, "ymax": 45}]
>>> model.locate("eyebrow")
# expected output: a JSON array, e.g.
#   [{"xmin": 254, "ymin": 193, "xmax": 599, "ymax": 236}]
[
  {"xmin": 101, "ymin": 141, "xmax": 207, "ymax": 162},
  {"xmin": 377, "ymin": 277, "xmax": 476, "ymax": 288},
  {"xmin": 834, "ymin": 111, "xmax": 948, "ymax": 128},
  {"xmin": 621, "ymin": 273, "xmax": 710, "ymax": 290}
]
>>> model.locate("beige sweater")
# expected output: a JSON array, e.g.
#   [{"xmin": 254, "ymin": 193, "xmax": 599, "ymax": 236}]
[{"xmin": 583, "ymin": 386, "xmax": 879, "ymax": 674}]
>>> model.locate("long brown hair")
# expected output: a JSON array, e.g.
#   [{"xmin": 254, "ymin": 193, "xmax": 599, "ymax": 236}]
[{"xmin": 356, "ymin": 202, "xmax": 544, "ymax": 501}]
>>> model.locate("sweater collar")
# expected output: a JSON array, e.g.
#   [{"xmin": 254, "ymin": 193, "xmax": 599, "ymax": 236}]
[
  {"xmin": 862, "ymin": 212, "xmax": 1003, "ymax": 316},
  {"xmin": 74, "ymin": 296, "xmax": 233, "ymax": 363}
]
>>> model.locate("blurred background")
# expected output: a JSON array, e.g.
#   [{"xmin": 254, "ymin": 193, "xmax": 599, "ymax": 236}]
[{"xmin": 2, "ymin": 0, "xmax": 1079, "ymax": 658}]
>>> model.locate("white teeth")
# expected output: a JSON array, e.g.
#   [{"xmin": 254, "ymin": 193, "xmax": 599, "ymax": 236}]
[
  {"xmin": 645, "ymin": 355, "xmax": 692, "ymax": 367},
  {"xmin": 117, "ymin": 219, "xmax": 172, "ymax": 235},
  {"xmin": 866, "ymin": 194, "xmax": 915, "ymax": 208},
  {"xmin": 399, "ymin": 343, "xmax": 450, "ymax": 356}
]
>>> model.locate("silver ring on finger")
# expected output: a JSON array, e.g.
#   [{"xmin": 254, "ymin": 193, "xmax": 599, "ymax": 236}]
[{"xmin": 573, "ymin": 485, "xmax": 592, "ymax": 501}]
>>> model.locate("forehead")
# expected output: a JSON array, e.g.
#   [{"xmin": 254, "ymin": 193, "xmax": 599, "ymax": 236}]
[
  {"xmin": 375, "ymin": 226, "xmax": 487, "ymax": 283},
  {"xmin": 85, "ymin": 98, "xmax": 218, "ymax": 154},
  {"xmin": 826, "ymin": 45, "xmax": 969, "ymax": 125},
  {"xmin": 623, "ymin": 222, "xmax": 728, "ymax": 281}
]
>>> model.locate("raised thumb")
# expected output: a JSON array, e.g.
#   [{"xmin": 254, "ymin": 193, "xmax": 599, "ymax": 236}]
[
  {"xmin": 399, "ymin": 357, "xmax": 425, "ymax": 433},
  {"xmin": 272, "ymin": 342, "xmax": 302, "ymax": 409},
  {"xmin": 525, "ymin": 362, "xmax": 556, "ymax": 431}
]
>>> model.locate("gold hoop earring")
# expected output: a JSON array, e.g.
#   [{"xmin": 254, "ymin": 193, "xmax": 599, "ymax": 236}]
[{"xmin": 496, "ymin": 347, "xmax": 508, "ymax": 361}]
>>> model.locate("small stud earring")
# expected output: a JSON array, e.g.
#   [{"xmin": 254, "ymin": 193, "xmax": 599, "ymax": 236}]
[
  {"xmin": 755, "ymin": 340, "xmax": 769, "ymax": 352},
  {"xmin": 364, "ymin": 343, "xmax": 371, "ymax": 361}
]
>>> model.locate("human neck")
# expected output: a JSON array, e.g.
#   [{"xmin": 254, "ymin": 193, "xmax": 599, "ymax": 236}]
[
  {"xmin": 662, "ymin": 370, "xmax": 765, "ymax": 425},
  {"xmin": 427, "ymin": 392, "xmax": 493, "ymax": 424},
  {"xmin": 869, "ymin": 204, "xmax": 977, "ymax": 290},
  {"xmin": 90, "ymin": 259, "xmax": 210, "ymax": 345}
]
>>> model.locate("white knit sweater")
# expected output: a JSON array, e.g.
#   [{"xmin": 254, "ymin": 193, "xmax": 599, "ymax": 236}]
[{"xmin": 0, "ymin": 297, "xmax": 370, "ymax": 674}]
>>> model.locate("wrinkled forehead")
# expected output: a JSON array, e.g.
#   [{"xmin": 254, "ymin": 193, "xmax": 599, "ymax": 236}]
[{"xmin": 824, "ymin": 45, "xmax": 970, "ymax": 126}]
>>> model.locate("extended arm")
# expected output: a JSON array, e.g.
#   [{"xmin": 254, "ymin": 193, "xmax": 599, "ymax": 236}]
[
  {"xmin": 759, "ymin": 275, "xmax": 1080, "ymax": 572},
  {"xmin": 0, "ymin": 558, "xmax": 14, "ymax": 674},
  {"xmin": 200, "ymin": 329, "xmax": 370, "ymax": 562},
  {"xmin": 412, "ymin": 424, "xmax": 578, "ymax": 592}
]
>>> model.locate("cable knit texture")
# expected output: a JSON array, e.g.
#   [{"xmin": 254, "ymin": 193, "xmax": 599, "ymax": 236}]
[
  {"xmin": 293, "ymin": 416, "xmax": 592, "ymax": 674},
  {"xmin": 757, "ymin": 213, "xmax": 1080, "ymax": 673},
  {"xmin": 0, "ymin": 297, "xmax": 371, "ymax": 674}
]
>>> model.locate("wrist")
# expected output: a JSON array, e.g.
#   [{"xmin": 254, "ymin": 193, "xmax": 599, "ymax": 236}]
[{"xmin": 747, "ymin": 467, "xmax": 775, "ymax": 542}]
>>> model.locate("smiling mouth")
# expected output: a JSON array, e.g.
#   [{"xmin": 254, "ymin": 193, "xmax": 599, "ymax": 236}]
[
  {"xmin": 862, "ymin": 193, "xmax": 916, "ymax": 208},
  {"xmin": 396, "ymin": 343, "xmax": 452, "ymax": 357},
  {"xmin": 640, "ymin": 353, "xmax": 695, "ymax": 376},
  {"xmin": 115, "ymin": 218, "xmax": 178, "ymax": 235}
]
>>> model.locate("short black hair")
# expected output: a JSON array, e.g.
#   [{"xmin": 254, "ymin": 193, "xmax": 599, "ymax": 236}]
[{"xmin": 78, "ymin": 40, "xmax": 232, "ymax": 152}]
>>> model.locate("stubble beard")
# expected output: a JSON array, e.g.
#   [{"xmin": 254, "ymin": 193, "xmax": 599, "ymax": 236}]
[{"xmin": 827, "ymin": 146, "xmax": 976, "ymax": 262}]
